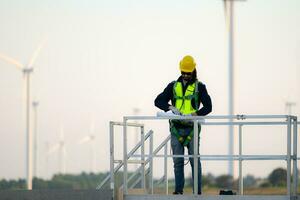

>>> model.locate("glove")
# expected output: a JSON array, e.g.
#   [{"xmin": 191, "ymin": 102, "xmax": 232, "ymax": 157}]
[{"xmin": 168, "ymin": 106, "xmax": 181, "ymax": 115}]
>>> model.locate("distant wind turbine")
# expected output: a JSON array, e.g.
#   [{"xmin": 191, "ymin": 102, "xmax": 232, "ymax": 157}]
[
  {"xmin": 0, "ymin": 39, "xmax": 46, "ymax": 190},
  {"xmin": 79, "ymin": 122, "xmax": 96, "ymax": 173},
  {"xmin": 47, "ymin": 126, "xmax": 66, "ymax": 174}
]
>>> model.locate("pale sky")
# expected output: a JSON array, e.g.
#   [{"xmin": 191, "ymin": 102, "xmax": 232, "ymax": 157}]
[{"xmin": 0, "ymin": 0, "xmax": 299, "ymax": 181}]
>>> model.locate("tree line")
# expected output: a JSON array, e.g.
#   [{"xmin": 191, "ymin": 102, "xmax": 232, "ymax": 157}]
[{"xmin": 0, "ymin": 168, "xmax": 290, "ymax": 190}]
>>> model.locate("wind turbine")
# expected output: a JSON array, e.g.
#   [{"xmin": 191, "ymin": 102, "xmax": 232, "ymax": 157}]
[
  {"xmin": 47, "ymin": 126, "xmax": 67, "ymax": 174},
  {"xmin": 223, "ymin": 0, "xmax": 245, "ymax": 177},
  {"xmin": 0, "ymin": 39, "xmax": 46, "ymax": 190},
  {"xmin": 79, "ymin": 122, "xmax": 96, "ymax": 173}
]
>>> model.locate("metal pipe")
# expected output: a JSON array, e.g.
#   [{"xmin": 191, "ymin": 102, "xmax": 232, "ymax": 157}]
[
  {"xmin": 193, "ymin": 120, "xmax": 198, "ymax": 195},
  {"xmin": 124, "ymin": 115, "xmax": 289, "ymax": 121},
  {"xmin": 287, "ymin": 116, "xmax": 291, "ymax": 195},
  {"xmin": 149, "ymin": 132, "xmax": 154, "ymax": 194},
  {"xmin": 123, "ymin": 117, "xmax": 128, "ymax": 194},
  {"xmin": 98, "ymin": 131, "xmax": 152, "ymax": 190},
  {"xmin": 109, "ymin": 122, "xmax": 114, "ymax": 192},
  {"xmin": 292, "ymin": 117, "xmax": 298, "ymax": 195},
  {"xmin": 141, "ymin": 126, "xmax": 145, "ymax": 189},
  {"xmin": 238, "ymin": 125, "xmax": 243, "ymax": 195},
  {"xmin": 203, "ymin": 122, "xmax": 289, "ymax": 126},
  {"xmin": 97, "ymin": 130, "xmax": 152, "ymax": 189},
  {"xmin": 131, "ymin": 154, "xmax": 288, "ymax": 161},
  {"xmin": 111, "ymin": 121, "xmax": 144, "ymax": 127},
  {"xmin": 164, "ymin": 143, "xmax": 168, "ymax": 194},
  {"xmin": 124, "ymin": 135, "xmax": 171, "ymax": 188},
  {"xmin": 129, "ymin": 167, "xmax": 150, "ymax": 189}
]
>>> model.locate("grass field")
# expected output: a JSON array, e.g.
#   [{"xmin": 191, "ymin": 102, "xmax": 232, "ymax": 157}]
[{"xmin": 153, "ymin": 186, "xmax": 291, "ymax": 195}]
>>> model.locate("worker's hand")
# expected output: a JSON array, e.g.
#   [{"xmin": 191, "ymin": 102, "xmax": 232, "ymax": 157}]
[
  {"xmin": 168, "ymin": 106, "xmax": 181, "ymax": 115},
  {"xmin": 191, "ymin": 112, "xmax": 198, "ymax": 116}
]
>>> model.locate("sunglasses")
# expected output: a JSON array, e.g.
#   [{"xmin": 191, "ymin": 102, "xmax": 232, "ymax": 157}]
[{"xmin": 181, "ymin": 72, "xmax": 192, "ymax": 76}]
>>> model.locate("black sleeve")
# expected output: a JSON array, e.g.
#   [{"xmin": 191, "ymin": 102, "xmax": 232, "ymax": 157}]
[
  {"xmin": 196, "ymin": 83, "xmax": 212, "ymax": 116},
  {"xmin": 154, "ymin": 82, "xmax": 174, "ymax": 112}
]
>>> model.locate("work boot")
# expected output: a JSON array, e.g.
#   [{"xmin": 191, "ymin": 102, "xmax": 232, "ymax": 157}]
[{"xmin": 173, "ymin": 191, "xmax": 183, "ymax": 195}]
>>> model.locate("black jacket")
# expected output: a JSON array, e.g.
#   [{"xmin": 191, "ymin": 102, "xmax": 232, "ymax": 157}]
[{"xmin": 154, "ymin": 76, "xmax": 212, "ymax": 116}]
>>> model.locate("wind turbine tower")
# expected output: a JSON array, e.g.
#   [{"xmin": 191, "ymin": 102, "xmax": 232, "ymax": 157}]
[
  {"xmin": 223, "ymin": 0, "xmax": 246, "ymax": 178},
  {"xmin": 32, "ymin": 101, "xmax": 39, "ymax": 178},
  {"xmin": 0, "ymin": 39, "xmax": 46, "ymax": 189}
]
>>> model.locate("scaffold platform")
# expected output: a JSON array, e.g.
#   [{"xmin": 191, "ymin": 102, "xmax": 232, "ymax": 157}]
[{"xmin": 97, "ymin": 115, "xmax": 299, "ymax": 200}]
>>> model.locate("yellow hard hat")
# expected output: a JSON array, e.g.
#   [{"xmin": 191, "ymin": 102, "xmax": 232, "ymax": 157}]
[{"xmin": 179, "ymin": 55, "xmax": 196, "ymax": 72}]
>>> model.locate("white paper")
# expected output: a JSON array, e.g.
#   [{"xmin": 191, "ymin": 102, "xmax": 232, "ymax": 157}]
[{"xmin": 156, "ymin": 111, "xmax": 179, "ymax": 117}]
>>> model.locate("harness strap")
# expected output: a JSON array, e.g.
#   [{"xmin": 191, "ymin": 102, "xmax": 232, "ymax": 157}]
[{"xmin": 170, "ymin": 121, "xmax": 201, "ymax": 146}]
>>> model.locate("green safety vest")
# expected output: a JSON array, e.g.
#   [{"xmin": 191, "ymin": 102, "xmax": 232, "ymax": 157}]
[
  {"xmin": 173, "ymin": 81, "xmax": 199, "ymax": 114},
  {"xmin": 170, "ymin": 80, "xmax": 200, "ymax": 146}
]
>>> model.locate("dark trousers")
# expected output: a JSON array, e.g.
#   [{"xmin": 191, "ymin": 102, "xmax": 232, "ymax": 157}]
[{"xmin": 170, "ymin": 125, "xmax": 202, "ymax": 194}]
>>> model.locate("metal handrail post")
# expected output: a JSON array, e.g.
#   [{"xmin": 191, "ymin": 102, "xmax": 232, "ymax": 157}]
[
  {"xmin": 164, "ymin": 142, "xmax": 168, "ymax": 194},
  {"xmin": 123, "ymin": 117, "xmax": 128, "ymax": 194},
  {"xmin": 122, "ymin": 135, "xmax": 171, "ymax": 190},
  {"xmin": 141, "ymin": 126, "xmax": 145, "ymax": 189},
  {"xmin": 109, "ymin": 122, "xmax": 115, "ymax": 192},
  {"xmin": 149, "ymin": 132, "xmax": 154, "ymax": 194},
  {"xmin": 287, "ymin": 116, "xmax": 291, "ymax": 196},
  {"xmin": 193, "ymin": 119, "xmax": 199, "ymax": 195},
  {"xmin": 292, "ymin": 117, "xmax": 298, "ymax": 195},
  {"xmin": 96, "ymin": 130, "xmax": 150, "ymax": 190},
  {"xmin": 238, "ymin": 124, "xmax": 243, "ymax": 195}
]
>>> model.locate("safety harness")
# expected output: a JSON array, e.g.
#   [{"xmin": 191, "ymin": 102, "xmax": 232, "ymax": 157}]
[{"xmin": 170, "ymin": 80, "xmax": 200, "ymax": 146}]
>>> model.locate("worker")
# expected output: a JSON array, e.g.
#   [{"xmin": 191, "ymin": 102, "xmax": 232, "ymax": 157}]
[{"xmin": 154, "ymin": 55, "xmax": 212, "ymax": 195}]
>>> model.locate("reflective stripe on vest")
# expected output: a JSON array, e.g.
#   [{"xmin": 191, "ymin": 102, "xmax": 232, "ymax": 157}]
[{"xmin": 173, "ymin": 81, "xmax": 198, "ymax": 115}]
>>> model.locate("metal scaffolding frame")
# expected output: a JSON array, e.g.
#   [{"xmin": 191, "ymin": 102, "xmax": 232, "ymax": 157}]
[{"xmin": 102, "ymin": 115, "xmax": 298, "ymax": 199}]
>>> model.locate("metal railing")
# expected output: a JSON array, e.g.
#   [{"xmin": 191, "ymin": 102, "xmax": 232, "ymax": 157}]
[
  {"xmin": 120, "ymin": 115, "xmax": 298, "ymax": 197},
  {"xmin": 96, "ymin": 121, "xmax": 147, "ymax": 190}
]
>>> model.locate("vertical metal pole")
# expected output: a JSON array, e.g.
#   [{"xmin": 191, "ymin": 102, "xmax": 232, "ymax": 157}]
[
  {"xmin": 227, "ymin": 0, "xmax": 235, "ymax": 178},
  {"xmin": 238, "ymin": 125, "xmax": 243, "ymax": 195},
  {"xmin": 149, "ymin": 132, "xmax": 154, "ymax": 194},
  {"xmin": 123, "ymin": 118, "xmax": 128, "ymax": 194},
  {"xmin": 164, "ymin": 143, "xmax": 168, "ymax": 194},
  {"xmin": 141, "ymin": 126, "xmax": 145, "ymax": 189},
  {"xmin": 292, "ymin": 117, "xmax": 298, "ymax": 195},
  {"xmin": 193, "ymin": 119, "xmax": 198, "ymax": 195},
  {"xmin": 287, "ymin": 116, "xmax": 291, "ymax": 196},
  {"xmin": 109, "ymin": 122, "xmax": 114, "ymax": 192}
]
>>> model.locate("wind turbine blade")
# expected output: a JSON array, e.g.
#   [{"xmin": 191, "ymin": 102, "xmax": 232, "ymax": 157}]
[
  {"xmin": 28, "ymin": 38, "xmax": 47, "ymax": 68},
  {"xmin": 0, "ymin": 53, "xmax": 24, "ymax": 70},
  {"xmin": 79, "ymin": 136, "xmax": 91, "ymax": 144}
]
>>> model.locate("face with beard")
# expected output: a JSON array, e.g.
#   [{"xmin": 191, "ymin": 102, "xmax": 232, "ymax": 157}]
[{"xmin": 181, "ymin": 71, "xmax": 193, "ymax": 82}]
